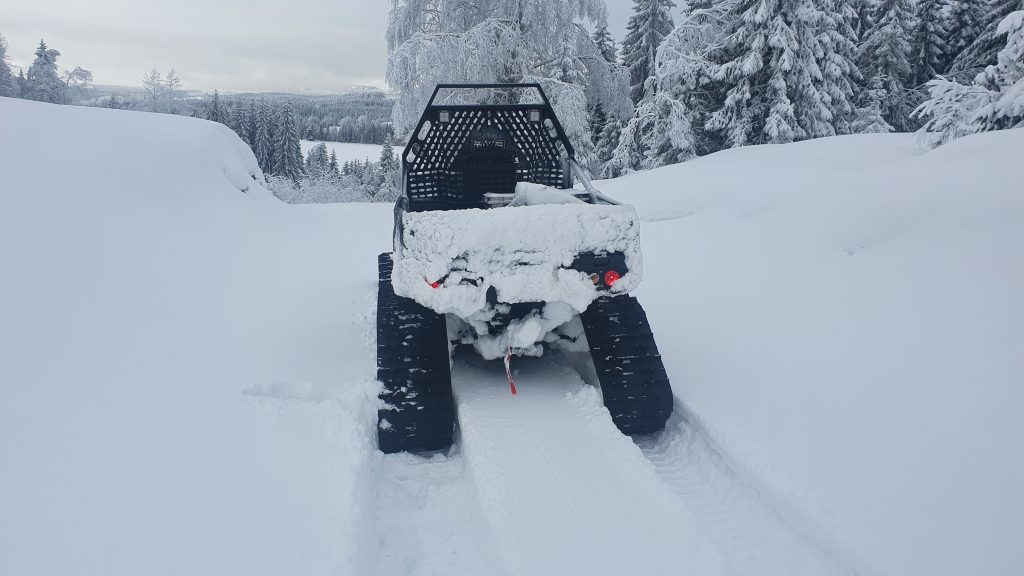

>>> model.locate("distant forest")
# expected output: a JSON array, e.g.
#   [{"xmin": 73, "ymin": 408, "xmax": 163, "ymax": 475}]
[
  {"xmin": 208, "ymin": 91, "xmax": 394, "ymax": 144},
  {"xmin": 103, "ymin": 88, "xmax": 395, "ymax": 145},
  {"xmin": 0, "ymin": 35, "xmax": 394, "ymax": 145}
]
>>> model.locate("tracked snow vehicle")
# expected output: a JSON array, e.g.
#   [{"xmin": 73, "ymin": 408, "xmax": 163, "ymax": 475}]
[{"xmin": 377, "ymin": 84, "xmax": 673, "ymax": 453}]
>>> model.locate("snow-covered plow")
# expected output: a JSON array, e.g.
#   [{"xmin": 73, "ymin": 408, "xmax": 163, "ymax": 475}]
[{"xmin": 377, "ymin": 84, "xmax": 673, "ymax": 453}]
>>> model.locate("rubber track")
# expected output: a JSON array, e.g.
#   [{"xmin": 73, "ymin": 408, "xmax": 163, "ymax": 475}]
[
  {"xmin": 376, "ymin": 252, "xmax": 455, "ymax": 453},
  {"xmin": 581, "ymin": 295, "xmax": 674, "ymax": 435}
]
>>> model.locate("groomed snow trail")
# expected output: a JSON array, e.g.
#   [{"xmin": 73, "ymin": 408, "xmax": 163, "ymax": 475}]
[{"xmin": 449, "ymin": 354, "xmax": 726, "ymax": 576}]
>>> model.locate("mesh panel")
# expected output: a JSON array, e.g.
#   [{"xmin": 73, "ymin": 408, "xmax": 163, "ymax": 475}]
[{"xmin": 404, "ymin": 106, "xmax": 573, "ymax": 212}]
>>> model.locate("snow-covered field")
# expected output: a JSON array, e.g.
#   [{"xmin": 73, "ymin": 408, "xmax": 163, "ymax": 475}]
[
  {"xmin": 300, "ymin": 140, "xmax": 383, "ymax": 164},
  {"xmin": 2, "ymin": 97, "xmax": 1021, "ymax": 576}
]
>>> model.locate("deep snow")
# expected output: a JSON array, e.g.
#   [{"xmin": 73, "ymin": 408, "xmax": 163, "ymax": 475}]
[{"xmin": 2, "ymin": 97, "xmax": 1022, "ymax": 576}]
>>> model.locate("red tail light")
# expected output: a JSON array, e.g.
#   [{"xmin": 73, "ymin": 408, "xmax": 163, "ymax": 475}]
[
  {"xmin": 427, "ymin": 279, "xmax": 441, "ymax": 289},
  {"xmin": 604, "ymin": 270, "xmax": 621, "ymax": 286}
]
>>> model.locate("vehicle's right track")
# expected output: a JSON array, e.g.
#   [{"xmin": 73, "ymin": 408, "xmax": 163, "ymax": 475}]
[{"xmin": 581, "ymin": 295, "xmax": 674, "ymax": 435}]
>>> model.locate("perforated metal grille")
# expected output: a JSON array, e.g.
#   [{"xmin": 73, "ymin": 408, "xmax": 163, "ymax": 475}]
[{"xmin": 403, "ymin": 106, "xmax": 573, "ymax": 212}]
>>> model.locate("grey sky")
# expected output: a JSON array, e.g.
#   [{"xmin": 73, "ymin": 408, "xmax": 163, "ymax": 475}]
[{"xmin": 4, "ymin": 0, "xmax": 635, "ymax": 93}]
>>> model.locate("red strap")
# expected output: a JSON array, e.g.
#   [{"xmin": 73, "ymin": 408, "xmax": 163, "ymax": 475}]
[{"xmin": 504, "ymin": 345, "xmax": 517, "ymax": 396}]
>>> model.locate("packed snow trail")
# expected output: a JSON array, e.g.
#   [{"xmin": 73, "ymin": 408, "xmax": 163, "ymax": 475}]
[
  {"xmin": 448, "ymin": 354, "xmax": 725, "ymax": 576},
  {"xmin": 376, "ymin": 353, "xmax": 858, "ymax": 576}
]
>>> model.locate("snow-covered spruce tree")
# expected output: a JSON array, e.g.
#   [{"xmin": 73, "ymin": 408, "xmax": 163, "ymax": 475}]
[
  {"xmin": 253, "ymin": 98, "xmax": 274, "ymax": 174},
  {"xmin": 328, "ymin": 150, "xmax": 340, "ymax": 176},
  {"xmin": 949, "ymin": 0, "xmax": 1024, "ymax": 76},
  {"xmin": 273, "ymin": 102, "xmax": 304, "ymax": 183},
  {"xmin": 621, "ymin": 0, "xmax": 676, "ymax": 105},
  {"xmin": 593, "ymin": 24, "xmax": 618, "ymax": 63},
  {"xmin": 817, "ymin": 0, "xmax": 862, "ymax": 135},
  {"xmin": 244, "ymin": 99, "xmax": 258, "ymax": 147},
  {"xmin": 913, "ymin": 0, "xmax": 950, "ymax": 85},
  {"xmin": 915, "ymin": 9, "xmax": 1024, "ymax": 146},
  {"xmin": 590, "ymin": 101, "xmax": 608, "ymax": 144},
  {"xmin": 852, "ymin": 74, "xmax": 896, "ymax": 132},
  {"xmin": 849, "ymin": 0, "xmax": 876, "ymax": 41},
  {"xmin": 206, "ymin": 90, "xmax": 225, "ymax": 124},
  {"xmin": 305, "ymin": 142, "xmax": 330, "ymax": 177},
  {"xmin": 0, "ymin": 34, "xmax": 16, "ymax": 98},
  {"xmin": 704, "ymin": 0, "xmax": 861, "ymax": 147},
  {"xmin": 229, "ymin": 102, "xmax": 250, "ymax": 146},
  {"xmin": 25, "ymin": 40, "xmax": 63, "ymax": 104},
  {"xmin": 946, "ymin": 0, "xmax": 988, "ymax": 73},
  {"xmin": 974, "ymin": 10, "xmax": 1024, "ymax": 129},
  {"xmin": 594, "ymin": 116, "xmax": 623, "ymax": 170},
  {"xmin": 386, "ymin": 0, "xmax": 614, "ymax": 162},
  {"xmin": 858, "ymin": 0, "xmax": 916, "ymax": 131}
]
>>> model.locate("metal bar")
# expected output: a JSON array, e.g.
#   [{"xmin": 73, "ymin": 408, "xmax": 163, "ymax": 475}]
[{"xmin": 427, "ymin": 84, "xmax": 550, "ymax": 108}]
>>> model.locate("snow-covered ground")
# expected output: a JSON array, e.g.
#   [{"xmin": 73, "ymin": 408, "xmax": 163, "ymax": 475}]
[
  {"xmin": 2, "ymin": 97, "xmax": 1021, "ymax": 576},
  {"xmin": 300, "ymin": 140, "xmax": 383, "ymax": 164}
]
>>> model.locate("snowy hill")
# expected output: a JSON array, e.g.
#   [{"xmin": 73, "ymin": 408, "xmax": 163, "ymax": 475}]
[{"xmin": 1, "ymin": 97, "xmax": 1022, "ymax": 576}]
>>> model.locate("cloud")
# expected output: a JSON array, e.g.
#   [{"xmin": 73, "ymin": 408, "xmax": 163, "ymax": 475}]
[{"xmin": 3, "ymin": 0, "xmax": 389, "ymax": 92}]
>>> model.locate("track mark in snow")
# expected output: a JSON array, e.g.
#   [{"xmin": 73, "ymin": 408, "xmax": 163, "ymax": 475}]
[
  {"xmin": 638, "ymin": 402, "xmax": 860, "ymax": 576},
  {"xmin": 374, "ymin": 451, "xmax": 505, "ymax": 576},
  {"xmin": 452, "ymin": 354, "xmax": 725, "ymax": 576}
]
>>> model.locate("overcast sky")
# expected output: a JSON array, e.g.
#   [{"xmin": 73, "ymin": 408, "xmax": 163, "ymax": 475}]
[{"xmin": 4, "ymin": 1, "xmax": 635, "ymax": 93}]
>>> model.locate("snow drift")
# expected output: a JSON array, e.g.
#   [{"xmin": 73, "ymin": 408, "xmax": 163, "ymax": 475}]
[
  {"xmin": 599, "ymin": 131, "xmax": 1024, "ymax": 576},
  {"xmin": 0, "ymin": 97, "xmax": 387, "ymax": 576},
  {"xmin": 2, "ymin": 96, "xmax": 1021, "ymax": 576}
]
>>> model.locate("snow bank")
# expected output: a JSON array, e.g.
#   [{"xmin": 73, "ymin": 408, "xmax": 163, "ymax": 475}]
[
  {"xmin": 0, "ymin": 98, "xmax": 388, "ymax": 576},
  {"xmin": 600, "ymin": 131, "xmax": 1024, "ymax": 576}
]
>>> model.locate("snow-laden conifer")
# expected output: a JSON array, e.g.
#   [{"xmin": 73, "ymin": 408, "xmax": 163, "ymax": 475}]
[
  {"xmin": 592, "ymin": 25, "xmax": 618, "ymax": 63},
  {"xmin": 253, "ymin": 98, "xmax": 274, "ymax": 174},
  {"xmin": 0, "ymin": 34, "xmax": 16, "ymax": 98},
  {"xmin": 26, "ymin": 40, "xmax": 63, "ymax": 104},
  {"xmin": 858, "ymin": 0, "xmax": 916, "ymax": 131},
  {"xmin": 913, "ymin": 0, "xmax": 950, "ymax": 85},
  {"xmin": 946, "ymin": 0, "xmax": 988, "ymax": 70},
  {"xmin": 273, "ymin": 102, "xmax": 304, "ymax": 183},
  {"xmin": 229, "ymin": 102, "xmax": 250, "ymax": 146},
  {"xmin": 621, "ymin": 0, "xmax": 676, "ymax": 105},
  {"xmin": 706, "ymin": 0, "xmax": 859, "ymax": 146},
  {"xmin": 207, "ymin": 90, "xmax": 225, "ymax": 125},
  {"xmin": 948, "ymin": 0, "xmax": 1024, "ymax": 76},
  {"xmin": 915, "ymin": 10, "xmax": 1024, "ymax": 146}
]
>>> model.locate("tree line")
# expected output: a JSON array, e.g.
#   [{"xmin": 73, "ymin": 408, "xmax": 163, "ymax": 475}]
[
  {"xmin": 385, "ymin": 0, "xmax": 1024, "ymax": 181},
  {"xmin": 600, "ymin": 0, "xmax": 1024, "ymax": 174}
]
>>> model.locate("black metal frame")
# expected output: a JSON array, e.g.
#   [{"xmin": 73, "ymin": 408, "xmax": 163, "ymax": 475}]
[{"xmin": 399, "ymin": 83, "xmax": 578, "ymax": 212}]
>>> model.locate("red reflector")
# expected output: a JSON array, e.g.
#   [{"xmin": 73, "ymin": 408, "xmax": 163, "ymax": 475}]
[
  {"xmin": 604, "ymin": 270, "xmax": 621, "ymax": 286},
  {"xmin": 429, "ymin": 280, "xmax": 441, "ymax": 289}
]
